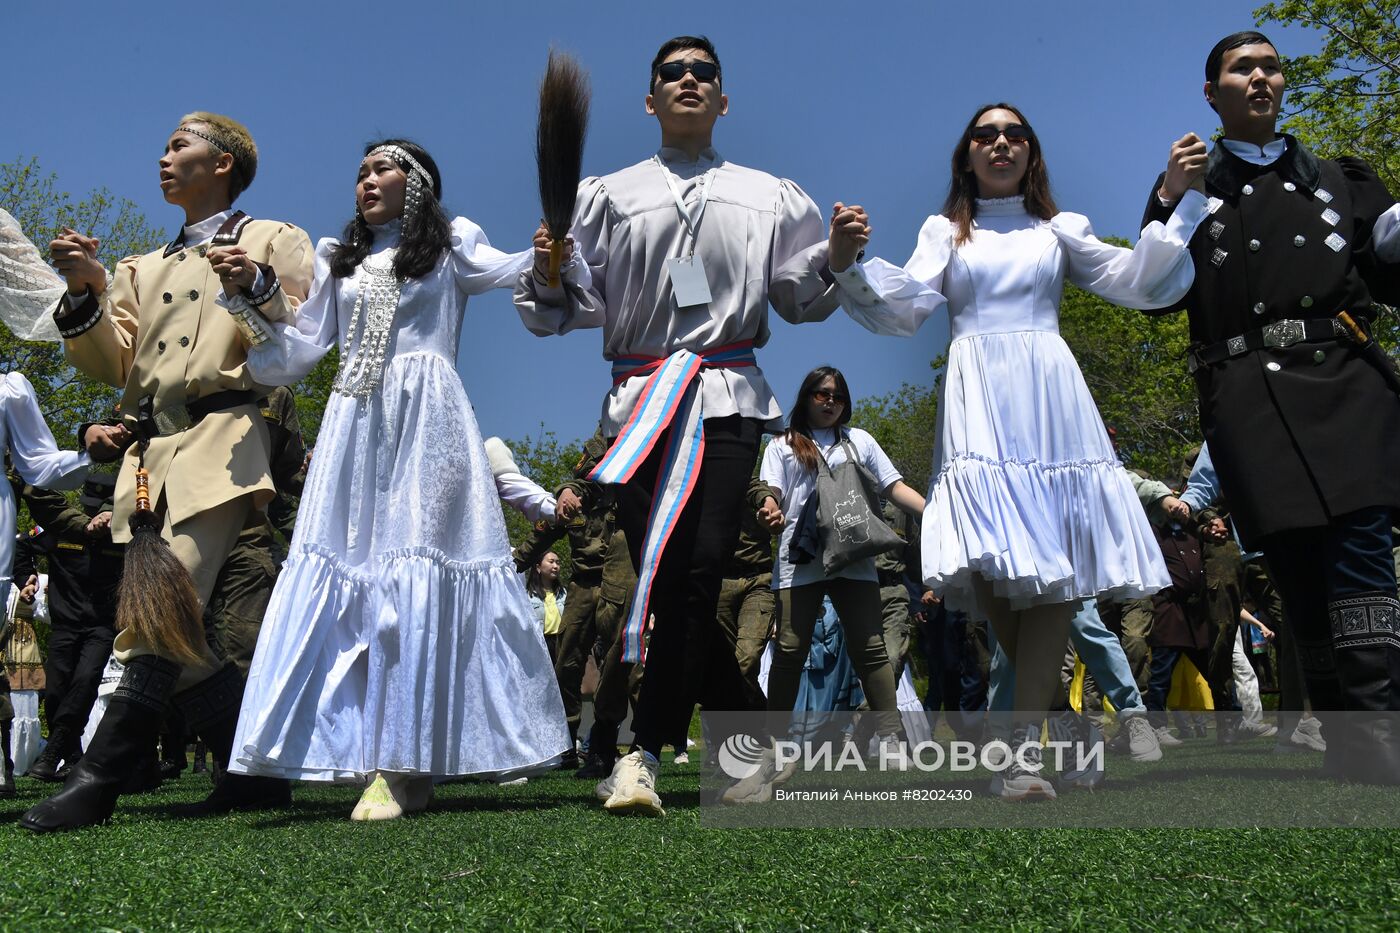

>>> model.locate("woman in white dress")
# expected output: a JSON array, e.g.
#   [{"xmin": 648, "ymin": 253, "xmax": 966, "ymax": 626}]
[
  {"xmin": 829, "ymin": 104, "xmax": 1210, "ymax": 799},
  {"xmin": 229, "ymin": 140, "xmax": 568, "ymax": 820}
]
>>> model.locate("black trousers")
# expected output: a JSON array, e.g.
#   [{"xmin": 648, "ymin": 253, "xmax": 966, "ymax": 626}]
[
  {"xmin": 44, "ymin": 625, "xmax": 115, "ymax": 740},
  {"xmin": 1259, "ymin": 506, "xmax": 1399, "ymax": 710},
  {"xmin": 617, "ymin": 415, "xmax": 763, "ymax": 757}
]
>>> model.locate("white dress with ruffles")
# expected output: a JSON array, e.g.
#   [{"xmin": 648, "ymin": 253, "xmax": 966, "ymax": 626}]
[
  {"xmin": 834, "ymin": 193, "xmax": 1209, "ymax": 612},
  {"xmin": 229, "ymin": 217, "xmax": 568, "ymax": 781}
]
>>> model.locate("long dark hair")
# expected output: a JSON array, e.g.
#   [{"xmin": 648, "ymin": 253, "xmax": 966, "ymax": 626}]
[
  {"xmin": 329, "ymin": 138, "xmax": 452, "ymax": 281},
  {"xmin": 526, "ymin": 551, "xmax": 563, "ymax": 599},
  {"xmin": 942, "ymin": 103, "xmax": 1057, "ymax": 245},
  {"xmin": 785, "ymin": 366, "xmax": 853, "ymax": 472}
]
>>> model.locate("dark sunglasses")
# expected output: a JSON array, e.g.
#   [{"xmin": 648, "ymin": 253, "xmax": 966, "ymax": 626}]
[
  {"xmin": 971, "ymin": 124, "xmax": 1032, "ymax": 145},
  {"xmin": 656, "ymin": 60, "xmax": 720, "ymax": 85},
  {"xmin": 810, "ymin": 389, "xmax": 848, "ymax": 405}
]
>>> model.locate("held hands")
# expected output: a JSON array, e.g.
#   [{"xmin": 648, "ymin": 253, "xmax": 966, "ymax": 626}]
[
  {"xmin": 1159, "ymin": 133, "xmax": 1208, "ymax": 203},
  {"xmin": 531, "ymin": 222, "xmax": 574, "ymax": 282},
  {"xmin": 207, "ymin": 246, "xmax": 258, "ymax": 295},
  {"xmin": 49, "ymin": 228, "xmax": 105, "ymax": 296},
  {"xmin": 83, "ymin": 423, "xmax": 132, "ymax": 462},
  {"xmin": 86, "ymin": 511, "xmax": 113, "ymax": 536},
  {"xmin": 557, "ymin": 487, "xmax": 583, "ymax": 523},
  {"xmin": 19, "ymin": 574, "xmax": 39, "ymax": 604},
  {"xmin": 828, "ymin": 202, "xmax": 871, "ymax": 273},
  {"xmin": 1202, "ymin": 517, "xmax": 1229, "ymax": 542},
  {"xmin": 1161, "ymin": 495, "xmax": 1191, "ymax": 523},
  {"xmin": 757, "ymin": 495, "xmax": 784, "ymax": 532}
]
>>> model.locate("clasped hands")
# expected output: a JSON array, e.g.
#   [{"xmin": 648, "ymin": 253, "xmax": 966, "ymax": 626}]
[{"xmin": 49, "ymin": 228, "xmax": 256, "ymax": 297}]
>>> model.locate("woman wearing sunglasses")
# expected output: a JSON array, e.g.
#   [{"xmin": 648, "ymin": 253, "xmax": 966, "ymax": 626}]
[
  {"xmin": 827, "ymin": 103, "xmax": 1210, "ymax": 799},
  {"xmin": 722, "ymin": 365, "xmax": 925, "ymax": 803}
]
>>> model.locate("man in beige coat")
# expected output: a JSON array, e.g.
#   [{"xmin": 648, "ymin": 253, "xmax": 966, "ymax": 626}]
[{"xmin": 22, "ymin": 112, "xmax": 313, "ymax": 832}]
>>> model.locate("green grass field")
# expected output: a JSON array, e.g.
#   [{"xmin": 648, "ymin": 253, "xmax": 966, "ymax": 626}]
[{"xmin": 2, "ymin": 750, "xmax": 1398, "ymax": 931}]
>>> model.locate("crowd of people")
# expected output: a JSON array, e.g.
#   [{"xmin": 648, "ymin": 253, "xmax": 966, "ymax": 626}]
[{"xmin": 0, "ymin": 27, "xmax": 1397, "ymax": 829}]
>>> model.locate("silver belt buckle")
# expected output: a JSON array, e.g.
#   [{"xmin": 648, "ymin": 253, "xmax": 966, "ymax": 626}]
[
  {"xmin": 1262, "ymin": 320, "xmax": 1305, "ymax": 348},
  {"xmin": 153, "ymin": 404, "xmax": 194, "ymax": 436}
]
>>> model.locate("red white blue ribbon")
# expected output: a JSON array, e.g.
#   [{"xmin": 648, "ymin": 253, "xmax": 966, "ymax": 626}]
[{"xmin": 591, "ymin": 342, "xmax": 755, "ymax": 662}]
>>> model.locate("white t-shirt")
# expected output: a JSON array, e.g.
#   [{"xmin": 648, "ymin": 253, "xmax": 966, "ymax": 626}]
[{"xmin": 760, "ymin": 426, "xmax": 902, "ymax": 589}]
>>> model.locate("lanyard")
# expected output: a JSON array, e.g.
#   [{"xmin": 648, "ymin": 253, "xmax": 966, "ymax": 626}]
[{"xmin": 653, "ymin": 155, "xmax": 713, "ymax": 256}]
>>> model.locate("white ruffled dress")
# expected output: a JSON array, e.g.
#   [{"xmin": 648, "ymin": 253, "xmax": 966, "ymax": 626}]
[
  {"xmin": 835, "ymin": 194, "xmax": 1209, "ymax": 612},
  {"xmin": 229, "ymin": 218, "xmax": 568, "ymax": 781}
]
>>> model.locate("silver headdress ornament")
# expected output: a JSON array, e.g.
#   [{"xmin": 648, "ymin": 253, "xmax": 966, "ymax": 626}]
[
  {"xmin": 365, "ymin": 144, "xmax": 436, "ymax": 229},
  {"xmin": 334, "ymin": 146, "xmax": 437, "ymax": 399}
]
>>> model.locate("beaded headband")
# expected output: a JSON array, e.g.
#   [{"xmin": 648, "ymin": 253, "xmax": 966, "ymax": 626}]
[{"xmin": 176, "ymin": 124, "xmax": 233, "ymax": 154}]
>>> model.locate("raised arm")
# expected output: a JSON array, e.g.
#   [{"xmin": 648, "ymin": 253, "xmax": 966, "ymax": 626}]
[
  {"xmin": 51, "ymin": 250, "xmax": 140, "ymax": 389},
  {"xmin": 514, "ymin": 177, "xmax": 609, "ymax": 336},
  {"xmin": 448, "ymin": 217, "xmax": 533, "ymax": 298},
  {"xmin": 769, "ymin": 179, "xmax": 840, "ymax": 324},
  {"xmin": 2, "ymin": 372, "xmax": 89, "ymax": 490},
  {"xmin": 829, "ymin": 213, "xmax": 952, "ymax": 337},
  {"xmin": 246, "ymin": 239, "xmax": 340, "ymax": 387}
]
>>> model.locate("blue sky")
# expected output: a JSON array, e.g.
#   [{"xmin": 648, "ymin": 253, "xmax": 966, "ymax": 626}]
[{"xmin": 6, "ymin": 1, "xmax": 1313, "ymax": 445}]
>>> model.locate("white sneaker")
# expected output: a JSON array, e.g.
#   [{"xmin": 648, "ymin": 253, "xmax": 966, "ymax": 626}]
[
  {"xmin": 673, "ymin": 751, "xmax": 689, "ymax": 765},
  {"xmin": 1125, "ymin": 715, "xmax": 1163, "ymax": 763},
  {"xmin": 721, "ymin": 746, "xmax": 799, "ymax": 805},
  {"xmin": 1286, "ymin": 716, "xmax": 1327, "ymax": 752},
  {"xmin": 1237, "ymin": 718, "xmax": 1279, "ymax": 739},
  {"xmin": 603, "ymin": 750, "xmax": 665, "ymax": 816},
  {"xmin": 593, "ymin": 773, "xmax": 615, "ymax": 801},
  {"xmin": 1155, "ymin": 726, "xmax": 1184, "ymax": 748}
]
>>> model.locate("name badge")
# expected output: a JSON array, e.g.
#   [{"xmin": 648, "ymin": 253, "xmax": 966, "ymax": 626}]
[{"xmin": 665, "ymin": 255, "xmax": 712, "ymax": 308}]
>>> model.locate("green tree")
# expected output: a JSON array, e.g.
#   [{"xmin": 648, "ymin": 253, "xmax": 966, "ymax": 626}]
[
  {"xmin": 1256, "ymin": 0, "xmax": 1400, "ymax": 191},
  {"xmin": 497, "ymin": 427, "xmax": 584, "ymax": 573},
  {"xmin": 291, "ymin": 349, "xmax": 339, "ymax": 447},
  {"xmin": 1058, "ymin": 284, "xmax": 1198, "ymax": 484},
  {"xmin": 1254, "ymin": 0, "xmax": 1400, "ymax": 348},
  {"xmin": 1, "ymin": 157, "xmax": 165, "ymax": 443}
]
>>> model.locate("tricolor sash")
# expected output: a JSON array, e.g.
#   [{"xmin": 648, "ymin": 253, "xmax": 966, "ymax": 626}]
[{"xmin": 590, "ymin": 341, "xmax": 757, "ymax": 662}]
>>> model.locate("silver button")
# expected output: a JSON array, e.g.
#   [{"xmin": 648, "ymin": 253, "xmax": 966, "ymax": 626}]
[
  {"xmin": 1249, "ymin": 239, "xmax": 1261, "ymax": 251},
  {"xmin": 1300, "ymin": 295, "xmax": 1314, "ymax": 308},
  {"xmin": 1266, "ymin": 361, "xmax": 1282, "ymax": 372},
  {"xmin": 1243, "ymin": 184, "xmax": 1254, "ymax": 195},
  {"xmin": 1284, "ymin": 182, "xmax": 1297, "ymax": 192},
  {"xmin": 1253, "ymin": 302, "xmax": 1266, "ymax": 315},
  {"xmin": 1294, "ymin": 235, "xmax": 1306, "ymax": 247}
]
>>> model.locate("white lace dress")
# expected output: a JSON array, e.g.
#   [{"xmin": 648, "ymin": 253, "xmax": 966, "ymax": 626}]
[
  {"xmin": 835, "ymin": 194, "xmax": 1209, "ymax": 612},
  {"xmin": 229, "ymin": 217, "xmax": 568, "ymax": 781}
]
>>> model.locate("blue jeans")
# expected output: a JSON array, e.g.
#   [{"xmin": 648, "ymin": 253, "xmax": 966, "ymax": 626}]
[{"xmin": 989, "ymin": 599, "xmax": 1146, "ymax": 715}]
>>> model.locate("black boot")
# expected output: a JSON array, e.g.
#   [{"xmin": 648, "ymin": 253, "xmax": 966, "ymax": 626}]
[
  {"xmin": 20, "ymin": 655, "xmax": 180, "ymax": 833},
  {"xmin": 557, "ymin": 722, "xmax": 580, "ymax": 771},
  {"xmin": 192, "ymin": 740, "xmax": 208, "ymax": 774},
  {"xmin": 1328, "ymin": 593, "xmax": 1400, "ymax": 785},
  {"xmin": 167, "ymin": 663, "xmax": 290, "ymax": 816},
  {"xmin": 26, "ymin": 725, "xmax": 68, "ymax": 783}
]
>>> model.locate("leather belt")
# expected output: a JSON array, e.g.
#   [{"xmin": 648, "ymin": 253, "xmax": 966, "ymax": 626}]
[
  {"xmin": 136, "ymin": 390, "xmax": 258, "ymax": 439},
  {"xmin": 1188, "ymin": 318, "xmax": 1347, "ymax": 373}
]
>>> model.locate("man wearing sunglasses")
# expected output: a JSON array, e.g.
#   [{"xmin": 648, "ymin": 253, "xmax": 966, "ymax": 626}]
[
  {"xmin": 1144, "ymin": 30, "xmax": 1400, "ymax": 783},
  {"xmin": 516, "ymin": 34, "xmax": 843, "ymax": 816}
]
